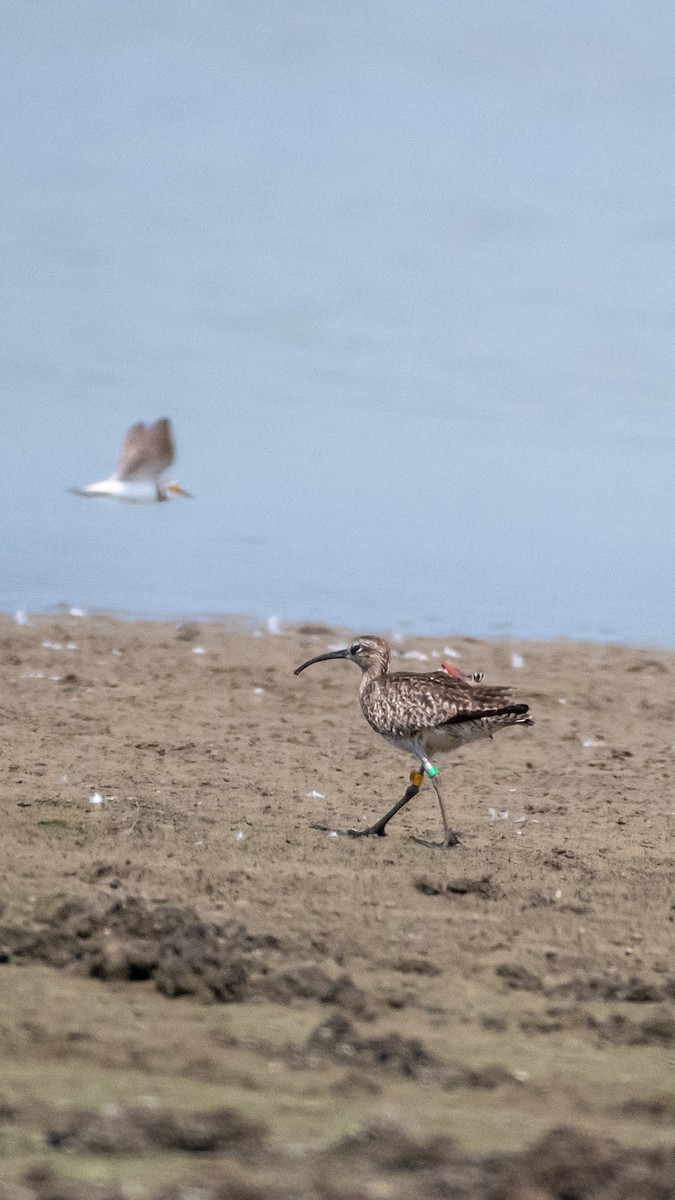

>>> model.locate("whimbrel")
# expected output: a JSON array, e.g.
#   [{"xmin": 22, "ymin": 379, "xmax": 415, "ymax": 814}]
[
  {"xmin": 295, "ymin": 636, "xmax": 533, "ymax": 848},
  {"xmin": 69, "ymin": 418, "xmax": 192, "ymax": 503}
]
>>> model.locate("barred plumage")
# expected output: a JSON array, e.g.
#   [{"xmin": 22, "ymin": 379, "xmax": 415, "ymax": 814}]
[{"xmin": 295, "ymin": 635, "xmax": 533, "ymax": 848}]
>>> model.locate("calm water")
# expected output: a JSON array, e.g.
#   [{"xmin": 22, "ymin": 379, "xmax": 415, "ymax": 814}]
[{"xmin": 2, "ymin": 2, "xmax": 674, "ymax": 643}]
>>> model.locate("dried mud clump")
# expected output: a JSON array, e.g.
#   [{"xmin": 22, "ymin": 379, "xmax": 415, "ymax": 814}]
[
  {"xmin": 415, "ymin": 874, "xmax": 501, "ymax": 900},
  {"xmin": 14, "ymin": 1123, "xmax": 675, "ymax": 1200},
  {"xmin": 306, "ymin": 1012, "xmax": 438, "ymax": 1078},
  {"xmin": 47, "ymin": 1104, "xmax": 266, "ymax": 1157},
  {"xmin": 0, "ymin": 895, "xmax": 252, "ymax": 1002},
  {"xmin": 495, "ymin": 961, "xmax": 544, "ymax": 992},
  {"xmin": 0, "ymin": 896, "xmax": 375, "ymax": 1016},
  {"xmin": 21, "ymin": 1160, "xmax": 270, "ymax": 1200},
  {"xmin": 497, "ymin": 1126, "xmax": 675, "ymax": 1200},
  {"xmin": 257, "ymin": 963, "xmax": 370, "ymax": 1015},
  {"xmin": 317, "ymin": 1124, "xmax": 675, "ymax": 1200}
]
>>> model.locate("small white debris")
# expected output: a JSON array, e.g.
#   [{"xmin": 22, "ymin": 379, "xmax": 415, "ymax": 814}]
[
  {"xmin": 516, "ymin": 829, "xmax": 523, "ymax": 836},
  {"xmin": 67, "ymin": 642, "xmax": 78, "ymax": 650},
  {"xmin": 443, "ymin": 647, "xmax": 461, "ymax": 659},
  {"xmin": 61, "ymin": 775, "xmax": 68, "ymax": 784},
  {"xmin": 582, "ymin": 738, "xmax": 603, "ymax": 748},
  {"xmin": 14, "ymin": 610, "xmax": 28, "ymax": 626},
  {"xmin": 253, "ymin": 687, "xmax": 265, "ymax": 695},
  {"xmin": 307, "ymin": 790, "xmax": 325, "ymax": 799},
  {"xmin": 235, "ymin": 831, "xmax": 245, "ymax": 842},
  {"xmin": 49, "ymin": 675, "xmax": 62, "ymax": 682},
  {"xmin": 192, "ymin": 646, "xmax": 205, "ymax": 655},
  {"xmin": 514, "ymin": 1070, "xmax": 529, "ymax": 1082},
  {"xmin": 488, "ymin": 808, "xmax": 509, "ymax": 821},
  {"xmin": 112, "ymin": 648, "xmax": 122, "ymax": 656},
  {"xmin": 511, "ymin": 653, "xmax": 524, "ymax": 669},
  {"xmin": 554, "ymin": 888, "xmax": 563, "ymax": 901},
  {"xmin": 559, "ymin": 698, "xmax": 567, "ymax": 704},
  {"xmin": 403, "ymin": 650, "xmax": 429, "ymax": 661},
  {"xmin": 509, "ymin": 787, "xmax": 517, "ymax": 793},
  {"xmin": 69, "ymin": 607, "xmax": 86, "ymax": 617},
  {"xmin": 89, "ymin": 792, "xmax": 104, "ymax": 806},
  {"xmin": 515, "ymin": 815, "xmax": 527, "ymax": 823},
  {"xmin": 329, "ymin": 831, "xmax": 339, "ymax": 839},
  {"xmin": 267, "ymin": 614, "xmax": 282, "ymax": 635},
  {"xmin": 42, "ymin": 640, "xmax": 63, "ymax": 650}
]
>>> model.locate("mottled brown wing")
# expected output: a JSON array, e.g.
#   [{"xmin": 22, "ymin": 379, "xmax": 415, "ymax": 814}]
[
  {"xmin": 366, "ymin": 673, "xmax": 516, "ymax": 739},
  {"xmin": 117, "ymin": 419, "xmax": 175, "ymax": 481}
]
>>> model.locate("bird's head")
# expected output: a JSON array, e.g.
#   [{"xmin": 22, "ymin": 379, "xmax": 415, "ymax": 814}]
[{"xmin": 294, "ymin": 635, "xmax": 390, "ymax": 678}]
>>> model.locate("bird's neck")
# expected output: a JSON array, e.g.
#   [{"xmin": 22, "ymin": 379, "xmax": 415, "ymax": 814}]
[{"xmin": 358, "ymin": 658, "xmax": 389, "ymax": 688}]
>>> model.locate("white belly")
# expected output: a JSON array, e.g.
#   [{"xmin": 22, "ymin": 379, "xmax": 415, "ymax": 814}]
[
  {"xmin": 385, "ymin": 722, "xmax": 491, "ymax": 760},
  {"xmin": 79, "ymin": 478, "xmax": 160, "ymax": 503}
]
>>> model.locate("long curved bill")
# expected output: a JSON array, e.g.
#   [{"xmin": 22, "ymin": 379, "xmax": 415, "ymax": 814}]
[{"xmin": 294, "ymin": 647, "xmax": 349, "ymax": 675}]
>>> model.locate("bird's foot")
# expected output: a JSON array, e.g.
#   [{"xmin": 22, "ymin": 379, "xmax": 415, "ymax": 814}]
[
  {"xmin": 346, "ymin": 823, "xmax": 388, "ymax": 838},
  {"xmin": 310, "ymin": 822, "xmax": 387, "ymax": 838},
  {"xmin": 410, "ymin": 830, "xmax": 462, "ymax": 850}
]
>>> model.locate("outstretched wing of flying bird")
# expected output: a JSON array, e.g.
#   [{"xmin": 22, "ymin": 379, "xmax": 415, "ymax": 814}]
[{"xmin": 117, "ymin": 419, "xmax": 175, "ymax": 482}]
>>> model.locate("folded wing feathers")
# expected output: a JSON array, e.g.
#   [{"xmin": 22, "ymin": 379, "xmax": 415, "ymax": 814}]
[{"xmin": 364, "ymin": 673, "xmax": 530, "ymax": 739}]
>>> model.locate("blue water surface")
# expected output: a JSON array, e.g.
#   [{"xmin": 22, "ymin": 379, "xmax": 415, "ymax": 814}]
[{"xmin": 1, "ymin": 2, "xmax": 673, "ymax": 643}]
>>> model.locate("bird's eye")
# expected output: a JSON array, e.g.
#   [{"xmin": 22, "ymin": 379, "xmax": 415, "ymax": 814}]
[{"xmin": 350, "ymin": 642, "xmax": 362, "ymax": 655}]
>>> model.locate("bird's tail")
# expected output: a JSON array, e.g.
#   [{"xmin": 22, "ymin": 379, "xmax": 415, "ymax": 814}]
[{"xmin": 492, "ymin": 703, "xmax": 534, "ymax": 729}]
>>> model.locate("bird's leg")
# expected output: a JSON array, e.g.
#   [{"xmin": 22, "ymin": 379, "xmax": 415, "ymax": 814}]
[
  {"xmin": 421, "ymin": 758, "xmax": 460, "ymax": 848},
  {"xmin": 310, "ymin": 770, "xmax": 422, "ymax": 838},
  {"xmin": 347, "ymin": 772, "xmax": 423, "ymax": 837}
]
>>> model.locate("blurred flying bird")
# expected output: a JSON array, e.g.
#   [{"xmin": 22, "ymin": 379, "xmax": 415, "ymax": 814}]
[
  {"xmin": 69, "ymin": 418, "xmax": 192, "ymax": 503},
  {"xmin": 295, "ymin": 636, "xmax": 533, "ymax": 848}
]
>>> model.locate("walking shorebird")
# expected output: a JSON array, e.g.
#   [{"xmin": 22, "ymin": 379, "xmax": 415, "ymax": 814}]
[
  {"xmin": 294, "ymin": 636, "xmax": 533, "ymax": 848},
  {"xmin": 69, "ymin": 418, "xmax": 192, "ymax": 503}
]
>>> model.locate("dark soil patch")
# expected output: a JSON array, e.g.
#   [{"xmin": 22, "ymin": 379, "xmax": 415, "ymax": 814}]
[
  {"xmin": 0, "ymin": 895, "xmax": 255, "ymax": 1003},
  {"xmin": 316, "ymin": 1123, "xmax": 675, "ymax": 1199},
  {"xmin": 259, "ymin": 963, "xmax": 370, "ymax": 1015},
  {"xmin": 306, "ymin": 1013, "xmax": 439, "ymax": 1078},
  {"xmin": 415, "ymin": 874, "xmax": 501, "ymax": 900},
  {"xmin": 47, "ymin": 1105, "xmax": 266, "ymax": 1157}
]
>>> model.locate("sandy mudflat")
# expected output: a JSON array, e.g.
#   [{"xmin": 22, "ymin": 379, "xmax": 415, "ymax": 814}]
[{"xmin": 0, "ymin": 614, "xmax": 673, "ymax": 1198}]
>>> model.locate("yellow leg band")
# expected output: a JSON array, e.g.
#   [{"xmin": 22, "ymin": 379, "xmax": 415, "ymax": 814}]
[{"xmin": 410, "ymin": 770, "xmax": 424, "ymax": 787}]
